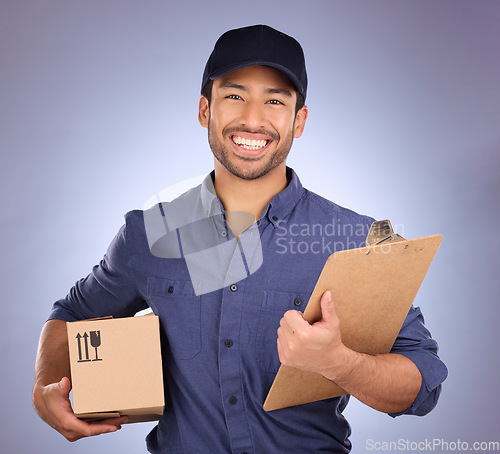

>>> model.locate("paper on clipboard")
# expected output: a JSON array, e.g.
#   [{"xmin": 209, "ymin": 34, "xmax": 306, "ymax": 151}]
[{"xmin": 263, "ymin": 228, "xmax": 442, "ymax": 411}]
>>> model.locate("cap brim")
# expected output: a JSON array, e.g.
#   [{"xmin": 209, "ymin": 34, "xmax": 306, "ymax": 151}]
[{"xmin": 209, "ymin": 61, "xmax": 305, "ymax": 99}]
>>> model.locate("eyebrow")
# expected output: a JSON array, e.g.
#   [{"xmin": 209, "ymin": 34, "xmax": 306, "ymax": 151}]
[
  {"xmin": 219, "ymin": 81, "xmax": 246, "ymax": 91},
  {"xmin": 265, "ymin": 87, "xmax": 293, "ymax": 97},
  {"xmin": 218, "ymin": 81, "xmax": 293, "ymax": 97}
]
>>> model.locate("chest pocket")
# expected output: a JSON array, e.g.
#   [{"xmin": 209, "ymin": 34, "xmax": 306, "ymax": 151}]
[
  {"xmin": 147, "ymin": 278, "xmax": 201, "ymax": 360},
  {"xmin": 255, "ymin": 290, "xmax": 310, "ymax": 372}
]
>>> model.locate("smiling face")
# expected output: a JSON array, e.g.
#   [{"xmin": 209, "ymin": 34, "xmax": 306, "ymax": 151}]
[{"xmin": 199, "ymin": 65, "xmax": 308, "ymax": 181}]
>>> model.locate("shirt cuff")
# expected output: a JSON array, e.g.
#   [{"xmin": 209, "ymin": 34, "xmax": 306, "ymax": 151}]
[{"xmin": 388, "ymin": 349, "xmax": 448, "ymax": 417}]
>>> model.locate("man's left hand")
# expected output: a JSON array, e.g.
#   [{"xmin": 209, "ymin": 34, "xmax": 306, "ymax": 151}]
[{"xmin": 277, "ymin": 290, "xmax": 349, "ymax": 379}]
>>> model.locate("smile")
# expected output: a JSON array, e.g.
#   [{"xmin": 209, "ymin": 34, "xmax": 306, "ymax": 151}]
[{"xmin": 231, "ymin": 136, "xmax": 269, "ymax": 151}]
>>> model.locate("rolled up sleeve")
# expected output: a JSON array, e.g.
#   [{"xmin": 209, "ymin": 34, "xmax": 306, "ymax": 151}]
[{"xmin": 388, "ymin": 306, "xmax": 448, "ymax": 417}]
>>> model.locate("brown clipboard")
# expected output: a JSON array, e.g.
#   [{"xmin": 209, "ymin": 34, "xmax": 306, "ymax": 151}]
[{"xmin": 263, "ymin": 233, "xmax": 442, "ymax": 411}]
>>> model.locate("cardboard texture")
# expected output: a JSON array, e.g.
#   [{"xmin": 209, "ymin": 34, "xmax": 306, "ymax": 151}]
[
  {"xmin": 263, "ymin": 234, "xmax": 442, "ymax": 411},
  {"xmin": 67, "ymin": 314, "xmax": 164, "ymax": 423}
]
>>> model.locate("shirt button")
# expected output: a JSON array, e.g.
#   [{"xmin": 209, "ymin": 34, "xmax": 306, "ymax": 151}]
[
  {"xmin": 224, "ymin": 339, "xmax": 233, "ymax": 348},
  {"xmin": 167, "ymin": 286, "xmax": 174, "ymax": 293},
  {"xmin": 272, "ymin": 215, "xmax": 278, "ymax": 221},
  {"xmin": 294, "ymin": 298, "xmax": 302, "ymax": 307},
  {"xmin": 221, "ymin": 230, "xmax": 228, "ymax": 237},
  {"xmin": 229, "ymin": 396, "xmax": 237, "ymax": 405},
  {"xmin": 230, "ymin": 284, "xmax": 238, "ymax": 292}
]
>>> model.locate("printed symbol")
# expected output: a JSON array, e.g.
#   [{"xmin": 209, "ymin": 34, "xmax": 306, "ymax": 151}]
[
  {"xmin": 76, "ymin": 330, "xmax": 102, "ymax": 362},
  {"xmin": 76, "ymin": 333, "xmax": 91, "ymax": 362},
  {"xmin": 90, "ymin": 331, "xmax": 102, "ymax": 361}
]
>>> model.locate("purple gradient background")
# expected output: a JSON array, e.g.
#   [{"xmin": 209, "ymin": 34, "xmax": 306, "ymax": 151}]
[{"xmin": 1, "ymin": 1, "xmax": 499, "ymax": 452}]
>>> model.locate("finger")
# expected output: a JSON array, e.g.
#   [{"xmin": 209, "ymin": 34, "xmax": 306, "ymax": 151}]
[
  {"xmin": 276, "ymin": 325, "xmax": 289, "ymax": 350},
  {"xmin": 278, "ymin": 312, "xmax": 305, "ymax": 353},
  {"xmin": 69, "ymin": 416, "xmax": 121, "ymax": 437},
  {"xmin": 64, "ymin": 411, "xmax": 128, "ymax": 433},
  {"xmin": 282, "ymin": 310, "xmax": 308, "ymax": 333},
  {"xmin": 276, "ymin": 336, "xmax": 286, "ymax": 363},
  {"xmin": 278, "ymin": 315, "xmax": 297, "ymax": 344},
  {"xmin": 54, "ymin": 377, "xmax": 74, "ymax": 411},
  {"xmin": 47, "ymin": 379, "xmax": 125, "ymax": 440},
  {"xmin": 59, "ymin": 376, "xmax": 72, "ymax": 395},
  {"xmin": 276, "ymin": 331, "xmax": 293, "ymax": 362},
  {"xmin": 53, "ymin": 380, "xmax": 80, "ymax": 417},
  {"xmin": 99, "ymin": 416, "xmax": 129, "ymax": 426},
  {"xmin": 319, "ymin": 290, "xmax": 335, "ymax": 324},
  {"xmin": 61, "ymin": 412, "xmax": 127, "ymax": 442}
]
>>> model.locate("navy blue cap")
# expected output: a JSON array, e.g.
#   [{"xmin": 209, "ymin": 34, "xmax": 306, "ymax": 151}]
[{"xmin": 202, "ymin": 25, "xmax": 308, "ymax": 101}]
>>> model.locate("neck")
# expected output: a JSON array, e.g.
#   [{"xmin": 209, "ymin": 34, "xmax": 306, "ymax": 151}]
[{"xmin": 213, "ymin": 161, "xmax": 288, "ymax": 221}]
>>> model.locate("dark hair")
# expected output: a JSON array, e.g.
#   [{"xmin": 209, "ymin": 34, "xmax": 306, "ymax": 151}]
[
  {"xmin": 201, "ymin": 80, "xmax": 213, "ymax": 103},
  {"xmin": 202, "ymin": 80, "xmax": 305, "ymax": 114}
]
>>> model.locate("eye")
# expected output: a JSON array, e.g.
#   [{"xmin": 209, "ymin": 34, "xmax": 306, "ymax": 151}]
[
  {"xmin": 267, "ymin": 99, "xmax": 284, "ymax": 105},
  {"xmin": 226, "ymin": 94, "xmax": 242, "ymax": 100}
]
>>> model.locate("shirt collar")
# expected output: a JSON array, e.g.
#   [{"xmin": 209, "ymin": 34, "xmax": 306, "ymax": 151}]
[
  {"xmin": 199, "ymin": 167, "xmax": 305, "ymax": 224},
  {"xmin": 264, "ymin": 167, "xmax": 305, "ymax": 226},
  {"xmin": 200, "ymin": 171, "xmax": 223, "ymax": 217}
]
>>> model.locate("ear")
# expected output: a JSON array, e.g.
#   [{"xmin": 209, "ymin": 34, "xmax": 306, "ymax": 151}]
[
  {"xmin": 293, "ymin": 105, "xmax": 308, "ymax": 138},
  {"xmin": 198, "ymin": 96, "xmax": 210, "ymax": 128}
]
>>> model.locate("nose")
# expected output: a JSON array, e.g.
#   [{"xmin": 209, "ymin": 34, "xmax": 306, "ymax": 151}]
[{"xmin": 239, "ymin": 100, "xmax": 266, "ymax": 130}]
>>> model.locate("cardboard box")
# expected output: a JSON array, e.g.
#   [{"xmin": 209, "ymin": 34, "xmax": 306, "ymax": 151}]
[{"xmin": 67, "ymin": 314, "xmax": 164, "ymax": 423}]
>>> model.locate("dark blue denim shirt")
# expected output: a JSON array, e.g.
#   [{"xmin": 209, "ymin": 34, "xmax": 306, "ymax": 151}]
[{"xmin": 50, "ymin": 168, "xmax": 447, "ymax": 453}]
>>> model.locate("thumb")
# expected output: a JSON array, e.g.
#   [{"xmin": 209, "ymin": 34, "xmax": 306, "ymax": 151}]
[
  {"xmin": 319, "ymin": 290, "xmax": 336, "ymax": 324},
  {"xmin": 58, "ymin": 377, "xmax": 72, "ymax": 397}
]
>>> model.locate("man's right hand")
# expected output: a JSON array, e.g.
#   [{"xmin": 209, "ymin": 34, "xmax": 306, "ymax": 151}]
[{"xmin": 33, "ymin": 376, "xmax": 128, "ymax": 442}]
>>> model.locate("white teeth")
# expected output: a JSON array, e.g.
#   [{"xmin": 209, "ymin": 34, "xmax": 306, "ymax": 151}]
[{"xmin": 232, "ymin": 136, "xmax": 268, "ymax": 150}]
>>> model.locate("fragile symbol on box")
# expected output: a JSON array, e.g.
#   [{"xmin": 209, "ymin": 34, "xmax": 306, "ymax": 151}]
[{"xmin": 76, "ymin": 330, "xmax": 103, "ymax": 362}]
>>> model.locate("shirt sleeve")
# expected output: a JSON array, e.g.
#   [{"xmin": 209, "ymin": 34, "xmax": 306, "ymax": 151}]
[
  {"xmin": 388, "ymin": 305, "xmax": 448, "ymax": 417},
  {"xmin": 48, "ymin": 214, "xmax": 148, "ymax": 322}
]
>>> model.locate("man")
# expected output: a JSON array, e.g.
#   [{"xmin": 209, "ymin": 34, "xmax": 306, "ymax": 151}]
[{"xmin": 33, "ymin": 25, "xmax": 447, "ymax": 453}]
